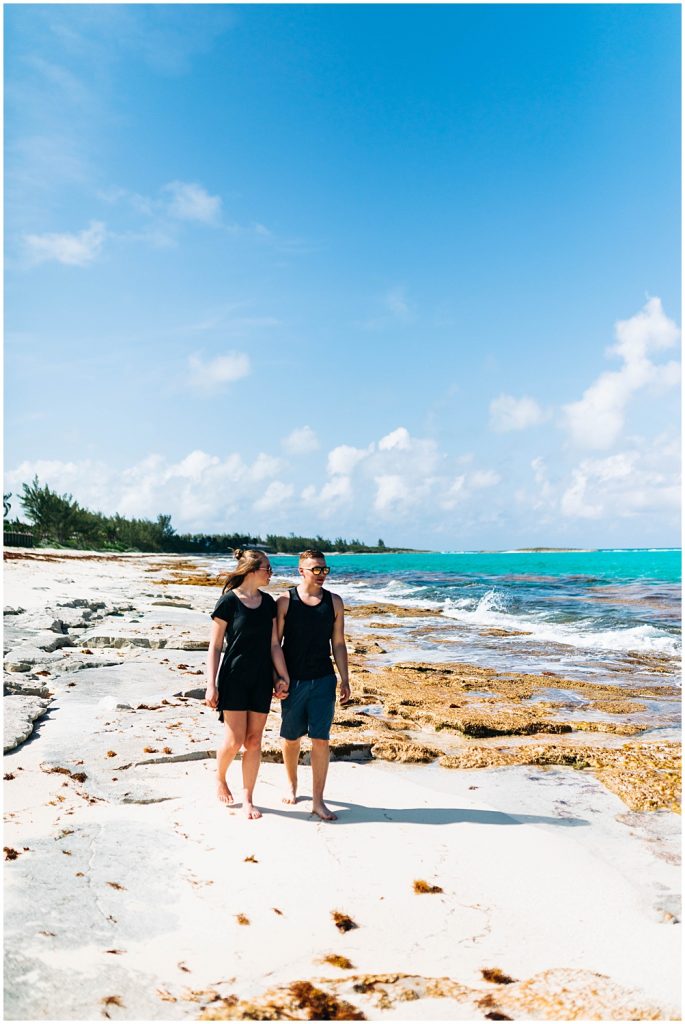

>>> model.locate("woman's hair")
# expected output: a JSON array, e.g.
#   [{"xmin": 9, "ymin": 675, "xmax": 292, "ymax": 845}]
[{"xmin": 221, "ymin": 548, "xmax": 266, "ymax": 593}]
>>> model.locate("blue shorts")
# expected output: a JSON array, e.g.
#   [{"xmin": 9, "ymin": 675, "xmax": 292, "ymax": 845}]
[{"xmin": 280, "ymin": 674, "xmax": 337, "ymax": 741}]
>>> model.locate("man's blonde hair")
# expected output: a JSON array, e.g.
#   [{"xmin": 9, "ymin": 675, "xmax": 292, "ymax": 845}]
[{"xmin": 299, "ymin": 548, "xmax": 325, "ymax": 564}]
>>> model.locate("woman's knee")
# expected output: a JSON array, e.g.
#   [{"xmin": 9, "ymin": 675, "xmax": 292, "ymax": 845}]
[
  {"xmin": 243, "ymin": 731, "xmax": 263, "ymax": 752},
  {"xmin": 222, "ymin": 730, "xmax": 245, "ymax": 752}
]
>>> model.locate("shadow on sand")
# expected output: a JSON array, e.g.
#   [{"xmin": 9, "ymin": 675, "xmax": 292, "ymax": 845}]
[{"xmin": 265, "ymin": 801, "xmax": 589, "ymax": 827}]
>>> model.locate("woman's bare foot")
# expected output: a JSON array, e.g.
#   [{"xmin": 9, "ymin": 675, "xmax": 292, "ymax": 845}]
[
  {"xmin": 282, "ymin": 788, "xmax": 298, "ymax": 805},
  {"xmin": 217, "ymin": 780, "xmax": 234, "ymax": 805},
  {"xmin": 243, "ymin": 800, "xmax": 262, "ymax": 820},
  {"xmin": 312, "ymin": 801, "xmax": 337, "ymax": 821}
]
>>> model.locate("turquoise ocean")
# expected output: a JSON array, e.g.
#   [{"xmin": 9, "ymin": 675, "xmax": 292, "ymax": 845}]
[{"xmin": 227, "ymin": 549, "xmax": 683, "ymax": 693}]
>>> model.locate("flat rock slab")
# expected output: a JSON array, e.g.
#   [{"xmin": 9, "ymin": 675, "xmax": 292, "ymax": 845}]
[
  {"xmin": 4, "ymin": 680, "xmax": 52, "ymax": 699},
  {"xmin": 4, "ymin": 647, "xmax": 71, "ymax": 672},
  {"xmin": 81, "ymin": 630, "xmax": 207, "ymax": 651},
  {"xmin": 4, "ymin": 695, "xmax": 52, "ymax": 752}
]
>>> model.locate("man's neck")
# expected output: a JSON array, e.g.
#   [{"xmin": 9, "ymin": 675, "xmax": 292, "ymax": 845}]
[{"xmin": 298, "ymin": 581, "xmax": 323, "ymax": 599}]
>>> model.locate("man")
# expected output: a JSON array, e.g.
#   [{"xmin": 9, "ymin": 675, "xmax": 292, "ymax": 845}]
[{"xmin": 276, "ymin": 549, "xmax": 351, "ymax": 821}]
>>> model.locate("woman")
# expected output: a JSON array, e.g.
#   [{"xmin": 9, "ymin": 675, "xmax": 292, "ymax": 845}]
[{"xmin": 205, "ymin": 548, "xmax": 289, "ymax": 818}]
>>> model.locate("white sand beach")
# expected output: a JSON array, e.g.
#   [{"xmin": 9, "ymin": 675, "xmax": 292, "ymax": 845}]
[{"xmin": 3, "ymin": 551, "xmax": 681, "ymax": 1020}]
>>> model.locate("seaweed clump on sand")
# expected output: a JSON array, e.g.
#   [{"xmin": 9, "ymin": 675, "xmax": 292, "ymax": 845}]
[
  {"xmin": 413, "ymin": 879, "xmax": 443, "ymax": 894},
  {"xmin": 321, "ymin": 954, "xmax": 355, "ymax": 969},
  {"xmin": 481, "ymin": 967, "xmax": 516, "ymax": 984},
  {"xmin": 199, "ymin": 983, "xmax": 366, "ymax": 1021},
  {"xmin": 331, "ymin": 911, "xmax": 358, "ymax": 933},
  {"xmin": 290, "ymin": 982, "xmax": 366, "ymax": 1020}
]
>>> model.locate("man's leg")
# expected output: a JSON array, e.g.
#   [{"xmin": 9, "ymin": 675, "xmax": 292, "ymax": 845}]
[
  {"xmin": 241, "ymin": 711, "xmax": 268, "ymax": 820},
  {"xmin": 216, "ymin": 711, "xmax": 246, "ymax": 805},
  {"xmin": 282, "ymin": 738, "xmax": 301, "ymax": 804},
  {"xmin": 311, "ymin": 738, "xmax": 336, "ymax": 821}
]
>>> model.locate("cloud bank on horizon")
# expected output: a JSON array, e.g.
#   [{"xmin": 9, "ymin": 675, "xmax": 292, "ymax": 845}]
[
  {"xmin": 4, "ymin": 4, "xmax": 680, "ymax": 548},
  {"xmin": 5, "ymin": 294, "xmax": 680, "ymax": 546}
]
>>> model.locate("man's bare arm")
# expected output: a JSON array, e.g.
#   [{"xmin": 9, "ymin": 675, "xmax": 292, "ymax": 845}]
[{"xmin": 331, "ymin": 593, "xmax": 350, "ymax": 703}]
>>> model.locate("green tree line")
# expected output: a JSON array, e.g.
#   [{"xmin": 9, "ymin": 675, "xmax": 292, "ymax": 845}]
[{"xmin": 3, "ymin": 478, "xmax": 399, "ymax": 554}]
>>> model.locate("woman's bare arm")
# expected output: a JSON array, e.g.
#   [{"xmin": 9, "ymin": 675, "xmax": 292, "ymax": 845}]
[
  {"xmin": 270, "ymin": 618, "xmax": 290, "ymax": 698},
  {"xmin": 205, "ymin": 617, "xmax": 228, "ymax": 708}
]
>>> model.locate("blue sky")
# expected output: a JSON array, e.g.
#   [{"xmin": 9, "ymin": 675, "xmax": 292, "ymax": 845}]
[{"xmin": 4, "ymin": 3, "xmax": 681, "ymax": 548}]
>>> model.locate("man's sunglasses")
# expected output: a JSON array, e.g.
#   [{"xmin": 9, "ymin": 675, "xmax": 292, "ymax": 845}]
[{"xmin": 306, "ymin": 566, "xmax": 330, "ymax": 576}]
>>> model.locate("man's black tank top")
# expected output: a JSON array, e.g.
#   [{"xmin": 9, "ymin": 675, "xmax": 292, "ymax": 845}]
[{"xmin": 282, "ymin": 586, "xmax": 334, "ymax": 680}]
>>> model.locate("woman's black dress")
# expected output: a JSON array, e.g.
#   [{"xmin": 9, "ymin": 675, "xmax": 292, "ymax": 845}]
[{"xmin": 211, "ymin": 590, "xmax": 276, "ymax": 719}]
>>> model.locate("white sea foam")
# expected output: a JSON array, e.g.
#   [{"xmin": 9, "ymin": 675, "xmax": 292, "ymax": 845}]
[
  {"xmin": 327, "ymin": 578, "xmax": 443, "ymax": 609},
  {"xmin": 441, "ymin": 594, "xmax": 680, "ymax": 657}
]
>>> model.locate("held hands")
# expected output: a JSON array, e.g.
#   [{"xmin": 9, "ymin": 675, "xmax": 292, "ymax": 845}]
[
  {"xmin": 204, "ymin": 684, "xmax": 219, "ymax": 710},
  {"xmin": 273, "ymin": 677, "xmax": 290, "ymax": 700},
  {"xmin": 339, "ymin": 680, "xmax": 351, "ymax": 705}
]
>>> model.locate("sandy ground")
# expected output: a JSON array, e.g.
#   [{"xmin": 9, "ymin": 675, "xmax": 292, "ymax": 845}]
[{"xmin": 3, "ymin": 550, "xmax": 681, "ymax": 1021}]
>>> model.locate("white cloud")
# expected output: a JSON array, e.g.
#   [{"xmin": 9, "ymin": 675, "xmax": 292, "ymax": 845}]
[
  {"xmin": 563, "ymin": 297, "xmax": 680, "ymax": 449},
  {"xmin": 302, "ymin": 475, "xmax": 354, "ymax": 518},
  {"xmin": 560, "ymin": 438, "xmax": 680, "ymax": 520},
  {"xmin": 164, "ymin": 180, "xmax": 222, "ymax": 224},
  {"xmin": 469, "ymin": 469, "xmax": 500, "ymax": 489},
  {"xmin": 528, "ymin": 457, "xmax": 555, "ymax": 510},
  {"xmin": 282, "ymin": 426, "xmax": 319, "ymax": 455},
  {"xmin": 168, "ymin": 450, "xmax": 220, "ymax": 481},
  {"xmin": 327, "ymin": 444, "xmax": 373, "ymax": 476},
  {"xmin": 188, "ymin": 351, "xmax": 251, "ymax": 390},
  {"xmin": 374, "ymin": 474, "xmax": 411, "ymax": 513},
  {"xmin": 441, "ymin": 475, "xmax": 467, "ymax": 509},
  {"xmin": 24, "ymin": 220, "xmax": 106, "ymax": 266},
  {"xmin": 249, "ymin": 453, "xmax": 284, "ymax": 481},
  {"xmin": 489, "ymin": 395, "xmax": 545, "ymax": 432},
  {"xmin": 253, "ymin": 481, "xmax": 294, "ymax": 513},
  {"xmin": 379, "ymin": 426, "xmax": 411, "ymax": 451},
  {"xmin": 439, "ymin": 469, "xmax": 500, "ymax": 510},
  {"xmin": 5, "ymin": 448, "xmax": 286, "ymax": 531}
]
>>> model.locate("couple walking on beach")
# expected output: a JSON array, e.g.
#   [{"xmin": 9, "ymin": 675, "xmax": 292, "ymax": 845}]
[{"xmin": 205, "ymin": 548, "xmax": 351, "ymax": 821}]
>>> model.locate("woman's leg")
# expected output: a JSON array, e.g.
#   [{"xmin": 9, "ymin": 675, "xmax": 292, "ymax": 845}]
[
  {"xmin": 241, "ymin": 711, "xmax": 268, "ymax": 819},
  {"xmin": 216, "ymin": 711, "xmax": 246, "ymax": 804}
]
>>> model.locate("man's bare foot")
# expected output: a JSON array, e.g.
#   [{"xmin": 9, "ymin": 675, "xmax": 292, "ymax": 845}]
[
  {"xmin": 312, "ymin": 801, "xmax": 337, "ymax": 821},
  {"xmin": 217, "ymin": 780, "xmax": 234, "ymax": 805},
  {"xmin": 243, "ymin": 801, "xmax": 262, "ymax": 820},
  {"xmin": 282, "ymin": 788, "xmax": 298, "ymax": 805}
]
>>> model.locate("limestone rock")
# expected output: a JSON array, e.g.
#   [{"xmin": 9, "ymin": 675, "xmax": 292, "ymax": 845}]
[
  {"xmin": 4, "ymin": 647, "xmax": 69, "ymax": 673},
  {"xmin": 97, "ymin": 696, "xmax": 133, "ymax": 712},
  {"xmin": 33, "ymin": 633, "xmax": 75, "ymax": 653},
  {"xmin": 4, "ymin": 680, "xmax": 52, "ymax": 698},
  {"xmin": 175, "ymin": 687, "xmax": 205, "ymax": 700},
  {"xmin": 166, "ymin": 635, "xmax": 207, "ymax": 651},
  {"xmin": 3, "ymin": 695, "xmax": 52, "ymax": 752},
  {"xmin": 151, "ymin": 600, "xmax": 194, "ymax": 609},
  {"xmin": 81, "ymin": 633, "xmax": 161, "ymax": 649},
  {"xmin": 57, "ymin": 598, "xmax": 106, "ymax": 610}
]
